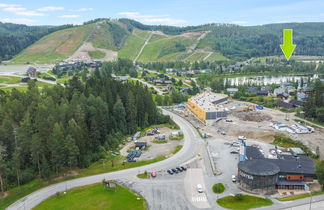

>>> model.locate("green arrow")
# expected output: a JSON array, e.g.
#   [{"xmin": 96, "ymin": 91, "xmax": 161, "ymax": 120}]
[{"xmin": 280, "ymin": 29, "xmax": 296, "ymax": 60}]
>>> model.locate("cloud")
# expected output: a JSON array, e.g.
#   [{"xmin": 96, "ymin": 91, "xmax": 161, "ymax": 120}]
[
  {"xmin": 16, "ymin": 11, "xmax": 45, "ymax": 17},
  {"xmin": 70, "ymin": 8, "xmax": 93, "ymax": 12},
  {"xmin": 2, "ymin": 6, "xmax": 46, "ymax": 16},
  {"xmin": 59, "ymin": 15, "xmax": 80, "ymax": 18},
  {"xmin": 0, "ymin": 3, "xmax": 20, "ymax": 8},
  {"xmin": 141, "ymin": 18, "xmax": 187, "ymax": 25},
  {"xmin": 37, "ymin": 6, "xmax": 64, "ymax": 12},
  {"xmin": 117, "ymin": 12, "xmax": 169, "ymax": 19},
  {"xmin": 117, "ymin": 12, "xmax": 186, "ymax": 25},
  {"xmin": 231, "ymin": 21, "xmax": 248, "ymax": 25},
  {"xmin": 321, "ymin": 13, "xmax": 324, "ymax": 17},
  {"xmin": 0, "ymin": 18, "xmax": 35, "ymax": 25},
  {"xmin": 3, "ymin": 7, "xmax": 26, "ymax": 12}
]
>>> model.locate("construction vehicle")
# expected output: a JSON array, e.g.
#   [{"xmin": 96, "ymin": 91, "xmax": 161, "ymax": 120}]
[{"xmin": 243, "ymin": 105, "xmax": 255, "ymax": 112}]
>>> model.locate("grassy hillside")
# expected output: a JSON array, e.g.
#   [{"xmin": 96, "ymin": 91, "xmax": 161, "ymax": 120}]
[
  {"xmin": 12, "ymin": 24, "xmax": 94, "ymax": 64},
  {"xmin": 119, "ymin": 29, "xmax": 151, "ymax": 60},
  {"xmin": 137, "ymin": 35, "xmax": 197, "ymax": 62},
  {"xmin": 9, "ymin": 19, "xmax": 324, "ymax": 63}
]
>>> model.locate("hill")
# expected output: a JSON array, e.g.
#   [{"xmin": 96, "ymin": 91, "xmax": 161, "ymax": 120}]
[
  {"xmin": 0, "ymin": 22, "xmax": 72, "ymax": 62},
  {"xmin": 6, "ymin": 19, "xmax": 324, "ymax": 64}
]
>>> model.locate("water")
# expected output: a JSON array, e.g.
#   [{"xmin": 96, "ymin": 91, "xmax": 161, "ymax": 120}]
[{"xmin": 225, "ymin": 74, "xmax": 321, "ymax": 86}]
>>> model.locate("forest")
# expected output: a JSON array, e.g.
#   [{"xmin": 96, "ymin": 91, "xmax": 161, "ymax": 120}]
[
  {"xmin": 0, "ymin": 60, "xmax": 168, "ymax": 194},
  {"xmin": 303, "ymin": 79, "xmax": 324, "ymax": 123},
  {"xmin": 0, "ymin": 22, "xmax": 73, "ymax": 62}
]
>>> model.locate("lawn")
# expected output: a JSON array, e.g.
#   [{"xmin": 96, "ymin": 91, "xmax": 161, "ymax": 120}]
[
  {"xmin": 217, "ymin": 195, "xmax": 273, "ymax": 209},
  {"xmin": 137, "ymin": 171, "xmax": 149, "ymax": 179},
  {"xmin": 0, "ymin": 76, "xmax": 22, "ymax": 84},
  {"xmin": 212, "ymin": 183, "xmax": 225, "ymax": 194},
  {"xmin": 89, "ymin": 51, "xmax": 106, "ymax": 59},
  {"xmin": 152, "ymin": 140, "xmax": 168, "ymax": 144},
  {"xmin": 277, "ymin": 192, "xmax": 324, "ymax": 201},
  {"xmin": 34, "ymin": 183, "xmax": 146, "ymax": 210},
  {"xmin": 172, "ymin": 145, "xmax": 183, "ymax": 154}
]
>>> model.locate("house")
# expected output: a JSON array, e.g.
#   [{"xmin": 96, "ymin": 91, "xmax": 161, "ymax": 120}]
[
  {"xmin": 227, "ymin": 88, "xmax": 239, "ymax": 96},
  {"xmin": 276, "ymin": 101, "xmax": 294, "ymax": 110},
  {"xmin": 289, "ymin": 100, "xmax": 303, "ymax": 107},
  {"xmin": 166, "ymin": 68, "xmax": 173, "ymax": 73},
  {"xmin": 246, "ymin": 87, "xmax": 258, "ymax": 94},
  {"xmin": 297, "ymin": 92, "xmax": 309, "ymax": 101},
  {"xmin": 301, "ymin": 87, "xmax": 314, "ymax": 95},
  {"xmin": 277, "ymin": 93, "xmax": 289, "ymax": 100},
  {"xmin": 117, "ymin": 76, "xmax": 129, "ymax": 82},
  {"xmin": 261, "ymin": 86, "xmax": 273, "ymax": 93},
  {"xmin": 26, "ymin": 67, "xmax": 37, "ymax": 77},
  {"xmin": 246, "ymin": 87, "xmax": 268, "ymax": 96}
]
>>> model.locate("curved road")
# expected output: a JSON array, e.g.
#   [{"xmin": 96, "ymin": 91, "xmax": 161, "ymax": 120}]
[{"xmin": 7, "ymin": 109, "xmax": 200, "ymax": 210}]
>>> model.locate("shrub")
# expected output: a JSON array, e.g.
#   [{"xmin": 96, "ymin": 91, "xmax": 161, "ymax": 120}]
[
  {"xmin": 234, "ymin": 194, "xmax": 244, "ymax": 201},
  {"xmin": 212, "ymin": 183, "xmax": 225, "ymax": 194}
]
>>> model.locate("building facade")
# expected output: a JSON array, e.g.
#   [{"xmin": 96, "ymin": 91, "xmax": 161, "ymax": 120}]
[{"xmin": 187, "ymin": 92, "xmax": 228, "ymax": 123}]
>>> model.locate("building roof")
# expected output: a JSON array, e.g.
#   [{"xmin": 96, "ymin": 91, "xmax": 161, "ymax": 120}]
[
  {"xmin": 289, "ymin": 100, "xmax": 303, "ymax": 107},
  {"xmin": 238, "ymin": 159, "xmax": 280, "ymax": 176},
  {"xmin": 266, "ymin": 155, "xmax": 315, "ymax": 175},
  {"xmin": 188, "ymin": 91, "xmax": 228, "ymax": 112},
  {"xmin": 276, "ymin": 101, "xmax": 294, "ymax": 109},
  {"xmin": 246, "ymin": 146, "xmax": 265, "ymax": 160},
  {"xmin": 227, "ymin": 88, "xmax": 239, "ymax": 92}
]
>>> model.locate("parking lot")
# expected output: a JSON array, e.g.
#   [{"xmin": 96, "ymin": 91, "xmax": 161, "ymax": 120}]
[{"xmin": 120, "ymin": 127, "xmax": 184, "ymax": 161}]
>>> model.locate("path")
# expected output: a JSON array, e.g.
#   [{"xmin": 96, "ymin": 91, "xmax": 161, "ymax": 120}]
[
  {"xmin": 203, "ymin": 52, "xmax": 213, "ymax": 61},
  {"xmin": 133, "ymin": 32, "xmax": 153, "ymax": 63}
]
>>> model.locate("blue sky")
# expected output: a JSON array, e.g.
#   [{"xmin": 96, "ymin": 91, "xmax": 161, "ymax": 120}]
[{"xmin": 0, "ymin": 0, "xmax": 324, "ymax": 26}]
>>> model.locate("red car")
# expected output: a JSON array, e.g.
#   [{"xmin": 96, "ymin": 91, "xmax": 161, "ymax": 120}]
[{"xmin": 151, "ymin": 172, "xmax": 156, "ymax": 178}]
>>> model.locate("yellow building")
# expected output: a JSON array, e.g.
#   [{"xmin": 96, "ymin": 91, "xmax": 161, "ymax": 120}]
[{"xmin": 187, "ymin": 92, "xmax": 228, "ymax": 122}]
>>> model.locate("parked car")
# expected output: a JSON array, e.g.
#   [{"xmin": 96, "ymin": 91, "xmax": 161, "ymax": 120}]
[
  {"xmin": 180, "ymin": 166, "xmax": 187, "ymax": 171},
  {"xmin": 197, "ymin": 184, "xmax": 204, "ymax": 193},
  {"xmin": 232, "ymin": 175, "xmax": 236, "ymax": 182},
  {"xmin": 176, "ymin": 167, "xmax": 183, "ymax": 172},
  {"xmin": 226, "ymin": 119, "xmax": 233, "ymax": 122},
  {"xmin": 171, "ymin": 168, "xmax": 178, "ymax": 174},
  {"xmin": 151, "ymin": 171, "xmax": 156, "ymax": 178},
  {"xmin": 167, "ymin": 169, "xmax": 174, "ymax": 175}
]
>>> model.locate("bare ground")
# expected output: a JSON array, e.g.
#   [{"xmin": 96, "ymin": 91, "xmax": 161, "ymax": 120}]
[{"xmin": 67, "ymin": 42, "xmax": 118, "ymax": 62}]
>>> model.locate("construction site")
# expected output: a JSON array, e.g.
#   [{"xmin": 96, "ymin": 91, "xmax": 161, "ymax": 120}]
[{"xmin": 173, "ymin": 98, "xmax": 324, "ymax": 159}]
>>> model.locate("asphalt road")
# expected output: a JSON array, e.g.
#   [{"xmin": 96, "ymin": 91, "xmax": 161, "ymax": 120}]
[{"xmin": 7, "ymin": 109, "xmax": 200, "ymax": 210}]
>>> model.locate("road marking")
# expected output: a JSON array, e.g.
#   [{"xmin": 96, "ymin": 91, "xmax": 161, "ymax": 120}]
[{"xmin": 192, "ymin": 196, "xmax": 207, "ymax": 202}]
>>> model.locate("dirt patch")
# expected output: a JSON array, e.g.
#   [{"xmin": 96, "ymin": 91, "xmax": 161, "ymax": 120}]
[
  {"xmin": 53, "ymin": 170, "xmax": 79, "ymax": 181},
  {"xmin": 68, "ymin": 42, "xmax": 117, "ymax": 62},
  {"xmin": 233, "ymin": 111, "xmax": 272, "ymax": 122},
  {"xmin": 0, "ymin": 192, "xmax": 8, "ymax": 198}
]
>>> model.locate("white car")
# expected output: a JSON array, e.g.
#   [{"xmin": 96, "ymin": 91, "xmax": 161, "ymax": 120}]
[
  {"xmin": 197, "ymin": 184, "xmax": 204, "ymax": 193},
  {"xmin": 232, "ymin": 175, "xmax": 236, "ymax": 182}
]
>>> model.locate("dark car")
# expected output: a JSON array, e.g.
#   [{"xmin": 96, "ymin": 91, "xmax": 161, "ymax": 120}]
[
  {"xmin": 180, "ymin": 166, "xmax": 187, "ymax": 171},
  {"xmin": 230, "ymin": 151, "xmax": 239, "ymax": 154},
  {"xmin": 167, "ymin": 169, "xmax": 174, "ymax": 175},
  {"xmin": 176, "ymin": 167, "xmax": 183, "ymax": 172},
  {"xmin": 171, "ymin": 168, "xmax": 178, "ymax": 173}
]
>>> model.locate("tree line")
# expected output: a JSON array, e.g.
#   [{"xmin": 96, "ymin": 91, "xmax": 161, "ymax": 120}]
[
  {"xmin": 303, "ymin": 79, "xmax": 324, "ymax": 122},
  {"xmin": 0, "ymin": 60, "xmax": 168, "ymax": 193}
]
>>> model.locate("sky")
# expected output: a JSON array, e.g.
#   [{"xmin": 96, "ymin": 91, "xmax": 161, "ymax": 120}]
[{"xmin": 0, "ymin": 0, "xmax": 324, "ymax": 26}]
